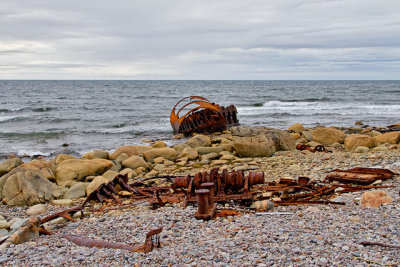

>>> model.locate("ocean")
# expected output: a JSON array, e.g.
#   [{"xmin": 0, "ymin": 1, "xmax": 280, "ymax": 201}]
[{"xmin": 0, "ymin": 80, "xmax": 399, "ymax": 159}]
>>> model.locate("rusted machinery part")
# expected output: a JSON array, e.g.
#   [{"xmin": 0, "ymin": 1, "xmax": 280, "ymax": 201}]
[
  {"xmin": 170, "ymin": 96, "xmax": 226, "ymax": 133},
  {"xmin": 60, "ymin": 227, "xmax": 163, "ymax": 253},
  {"xmin": 326, "ymin": 167, "xmax": 397, "ymax": 185},
  {"xmin": 83, "ymin": 174, "xmax": 133, "ymax": 206},
  {"xmin": 296, "ymin": 144, "xmax": 331, "ymax": 153},
  {"xmin": 40, "ymin": 206, "xmax": 84, "ymax": 224}
]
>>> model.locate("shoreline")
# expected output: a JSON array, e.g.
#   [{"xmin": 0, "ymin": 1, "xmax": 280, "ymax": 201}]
[{"xmin": 0, "ymin": 123, "xmax": 399, "ymax": 265}]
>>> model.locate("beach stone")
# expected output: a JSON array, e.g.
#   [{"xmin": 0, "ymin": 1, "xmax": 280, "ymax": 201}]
[
  {"xmin": 26, "ymin": 204, "xmax": 47, "ymax": 216},
  {"xmin": 201, "ymin": 152, "xmax": 219, "ymax": 162},
  {"xmin": 55, "ymin": 154, "xmax": 77, "ymax": 165},
  {"xmin": 109, "ymin": 145, "xmax": 139, "ymax": 160},
  {"xmin": 0, "ymin": 229, "xmax": 8, "ymax": 237},
  {"xmin": 302, "ymin": 131, "xmax": 313, "ymax": 141},
  {"xmin": 51, "ymin": 199, "xmax": 73, "ymax": 206},
  {"xmin": 101, "ymin": 170, "xmax": 118, "ymax": 180},
  {"xmin": 373, "ymin": 146, "xmax": 389, "ymax": 152},
  {"xmin": 288, "ymin": 123, "xmax": 304, "ymax": 133},
  {"xmin": 374, "ymin": 132, "xmax": 400, "ymax": 145},
  {"xmin": 81, "ymin": 150, "xmax": 109, "ymax": 160},
  {"xmin": 230, "ymin": 126, "xmax": 296, "ymax": 151},
  {"xmin": 152, "ymin": 141, "xmax": 167, "ymax": 148},
  {"xmin": 290, "ymin": 133, "xmax": 301, "ymax": 140},
  {"xmin": 122, "ymin": 156, "xmax": 149, "ymax": 170},
  {"xmin": 178, "ymin": 147, "xmax": 198, "ymax": 160},
  {"xmin": 86, "ymin": 176, "xmax": 109, "ymax": 196},
  {"xmin": 118, "ymin": 168, "xmax": 137, "ymax": 179},
  {"xmin": 1, "ymin": 169, "xmax": 61, "ymax": 206},
  {"xmin": 369, "ymin": 130, "xmax": 381, "ymax": 137},
  {"xmin": 211, "ymin": 160, "xmax": 228, "ymax": 166},
  {"xmin": 313, "ymin": 127, "xmax": 346, "ymax": 145},
  {"xmin": 250, "ymin": 200, "xmax": 274, "ymax": 211},
  {"xmin": 0, "ymin": 158, "xmax": 23, "ymax": 177},
  {"xmin": 64, "ymin": 182, "xmax": 88, "ymax": 199},
  {"xmin": 115, "ymin": 153, "xmax": 130, "ymax": 162},
  {"xmin": 345, "ymin": 134, "xmax": 376, "ymax": 151},
  {"xmin": 55, "ymin": 158, "xmax": 113, "ymax": 185},
  {"xmin": 9, "ymin": 216, "xmax": 40, "ymax": 245},
  {"xmin": 354, "ymin": 146, "xmax": 369, "ymax": 153},
  {"xmin": 153, "ymin": 157, "xmax": 164, "ymax": 164},
  {"xmin": 173, "ymin": 143, "xmax": 190, "ymax": 154},
  {"xmin": 185, "ymin": 135, "xmax": 211, "ymax": 148},
  {"xmin": 0, "ymin": 220, "xmax": 9, "ymax": 229},
  {"xmin": 196, "ymin": 146, "xmax": 224, "ymax": 155},
  {"xmin": 143, "ymin": 148, "xmax": 177, "ymax": 163},
  {"xmin": 361, "ymin": 190, "xmax": 394, "ymax": 208},
  {"xmin": 220, "ymin": 154, "xmax": 236, "ymax": 160},
  {"xmin": 306, "ymin": 141, "xmax": 321, "ymax": 147},
  {"xmin": 10, "ymin": 218, "xmax": 29, "ymax": 231},
  {"xmin": 233, "ymin": 135, "xmax": 276, "ymax": 158},
  {"xmin": 153, "ymin": 164, "xmax": 165, "ymax": 172}
]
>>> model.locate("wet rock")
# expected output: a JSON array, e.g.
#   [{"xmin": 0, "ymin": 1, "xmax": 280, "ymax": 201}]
[
  {"xmin": 55, "ymin": 158, "xmax": 113, "ymax": 185},
  {"xmin": 122, "ymin": 156, "xmax": 149, "ymax": 170},
  {"xmin": 26, "ymin": 204, "xmax": 47, "ymax": 216},
  {"xmin": 313, "ymin": 127, "xmax": 346, "ymax": 145},
  {"xmin": 109, "ymin": 145, "xmax": 139, "ymax": 160},
  {"xmin": 361, "ymin": 190, "xmax": 394, "ymax": 208},
  {"xmin": 0, "ymin": 158, "xmax": 23, "ymax": 177}
]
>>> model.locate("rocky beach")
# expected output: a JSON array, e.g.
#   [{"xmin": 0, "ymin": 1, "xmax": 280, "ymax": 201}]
[{"xmin": 0, "ymin": 123, "xmax": 399, "ymax": 266}]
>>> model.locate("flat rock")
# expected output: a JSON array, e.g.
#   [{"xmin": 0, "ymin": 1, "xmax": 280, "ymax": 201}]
[{"xmin": 26, "ymin": 204, "xmax": 47, "ymax": 216}]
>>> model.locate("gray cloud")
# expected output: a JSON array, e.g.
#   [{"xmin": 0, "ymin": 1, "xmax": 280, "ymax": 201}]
[{"xmin": 0, "ymin": 0, "xmax": 399, "ymax": 79}]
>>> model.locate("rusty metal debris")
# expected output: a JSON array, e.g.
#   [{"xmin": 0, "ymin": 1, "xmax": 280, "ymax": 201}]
[
  {"xmin": 326, "ymin": 167, "xmax": 398, "ymax": 185},
  {"xmin": 39, "ymin": 206, "xmax": 84, "ymax": 235},
  {"xmin": 170, "ymin": 96, "xmax": 239, "ymax": 135},
  {"xmin": 296, "ymin": 144, "xmax": 331, "ymax": 153},
  {"xmin": 61, "ymin": 227, "xmax": 163, "ymax": 253},
  {"xmin": 83, "ymin": 174, "xmax": 135, "ymax": 206}
]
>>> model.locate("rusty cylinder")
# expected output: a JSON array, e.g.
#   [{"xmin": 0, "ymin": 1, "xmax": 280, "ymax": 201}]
[
  {"xmin": 201, "ymin": 182, "xmax": 215, "ymax": 206},
  {"xmin": 195, "ymin": 189, "xmax": 210, "ymax": 215}
]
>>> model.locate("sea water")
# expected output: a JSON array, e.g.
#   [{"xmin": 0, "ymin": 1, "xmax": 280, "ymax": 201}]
[{"xmin": 0, "ymin": 80, "xmax": 399, "ymax": 158}]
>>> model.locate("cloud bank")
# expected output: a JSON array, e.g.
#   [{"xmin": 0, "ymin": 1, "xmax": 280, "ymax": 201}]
[{"xmin": 0, "ymin": 0, "xmax": 399, "ymax": 79}]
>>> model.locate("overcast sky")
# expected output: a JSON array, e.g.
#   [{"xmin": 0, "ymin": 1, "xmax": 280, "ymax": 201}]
[{"xmin": 1, "ymin": 0, "xmax": 399, "ymax": 80}]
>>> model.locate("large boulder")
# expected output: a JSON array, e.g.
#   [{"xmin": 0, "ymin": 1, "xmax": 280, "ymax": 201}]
[
  {"xmin": 55, "ymin": 158, "xmax": 113, "ymax": 185},
  {"xmin": 185, "ymin": 135, "xmax": 211, "ymax": 148},
  {"xmin": 312, "ymin": 127, "xmax": 346, "ymax": 145},
  {"xmin": 196, "ymin": 146, "xmax": 224, "ymax": 155},
  {"xmin": 122, "ymin": 156, "xmax": 149, "ymax": 169},
  {"xmin": 233, "ymin": 135, "xmax": 276, "ymax": 158},
  {"xmin": 55, "ymin": 154, "xmax": 77, "ymax": 166},
  {"xmin": 143, "ymin": 148, "xmax": 177, "ymax": 163},
  {"xmin": 109, "ymin": 145, "xmax": 139, "ymax": 160},
  {"xmin": 19, "ymin": 160, "xmax": 55, "ymax": 181},
  {"xmin": 344, "ymin": 134, "xmax": 376, "ymax": 151},
  {"xmin": 374, "ymin": 132, "xmax": 400, "ymax": 145},
  {"xmin": 1, "ymin": 169, "xmax": 61, "ymax": 206},
  {"xmin": 0, "ymin": 158, "xmax": 23, "ymax": 177},
  {"xmin": 230, "ymin": 126, "xmax": 296, "ymax": 151}
]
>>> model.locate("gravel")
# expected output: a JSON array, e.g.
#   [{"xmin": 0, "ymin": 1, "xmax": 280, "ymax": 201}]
[{"xmin": 1, "ymin": 148, "xmax": 399, "ymax": 266}]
